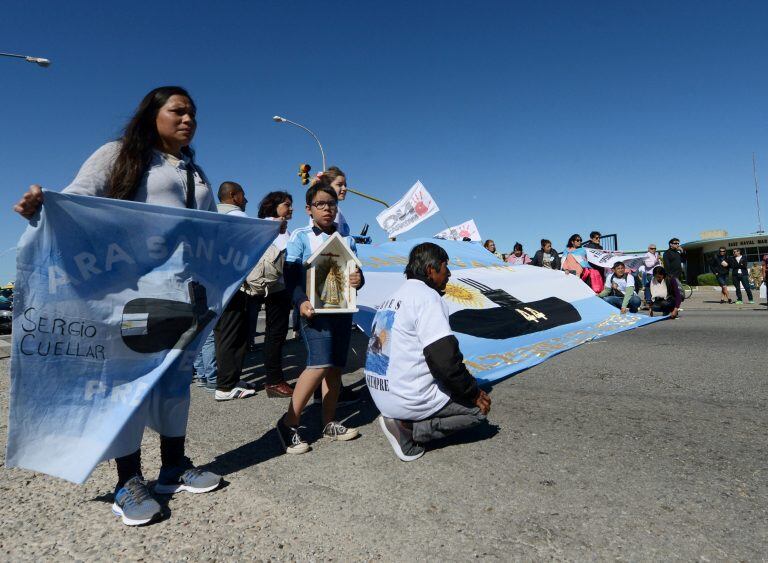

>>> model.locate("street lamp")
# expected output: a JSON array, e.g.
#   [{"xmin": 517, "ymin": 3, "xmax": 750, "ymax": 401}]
[
  {"xmin": 271, "ymin": 114, "xmax": 390, "ymax": 209},
  {"xmin": 0, "ymin": 52, "xmax": 51, "ymax": 67},
  {"xmin": 273, "ymin": 115, "xmax": 326, "ymax": 171}
]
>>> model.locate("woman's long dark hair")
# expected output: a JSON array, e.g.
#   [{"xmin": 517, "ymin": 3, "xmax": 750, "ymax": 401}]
[
  {"xmin": 566, "ymin": 234, "xmax": 582, "ymax": 249},
  {"xmin": 107, "ymin": 86, "xmax": 196, "ymax": 200},
  {"xmin": 258, "ymin": 191, "xmax": 292, "ymax": 218}
]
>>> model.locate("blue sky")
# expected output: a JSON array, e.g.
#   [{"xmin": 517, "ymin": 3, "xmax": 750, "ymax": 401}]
[{"xmin": 1, "ymin": 1, "xmax": 767, "ymax": 281}]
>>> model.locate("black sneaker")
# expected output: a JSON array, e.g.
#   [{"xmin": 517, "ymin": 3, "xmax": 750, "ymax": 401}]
[
  {"xmin": 112, "ymin": 476, "xmax": 162, "ymax": 526},
  {"xmin": 276, "ymin": 416, "xmax": 310, "ymax": 455},
  {"xmin": 378, "ymin": 416, "xmax": 425, "ymax": 462}
]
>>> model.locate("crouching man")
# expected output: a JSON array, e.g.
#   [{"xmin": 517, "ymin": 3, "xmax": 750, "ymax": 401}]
[{"xmin": 364, "ymin": 242, "xmax": 491, "ymax": 462}]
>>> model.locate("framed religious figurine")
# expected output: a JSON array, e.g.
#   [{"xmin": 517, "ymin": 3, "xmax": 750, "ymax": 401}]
[{"xmin": 306, "ymin": 232, "xmax": 362, "ymax": 314}]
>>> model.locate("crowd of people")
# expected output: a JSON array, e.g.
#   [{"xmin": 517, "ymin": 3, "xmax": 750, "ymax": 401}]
[
  {"xmin": 12, "ymin": 86, "xmax": 492, "ymax": 527},
  {"xmin": 12, "ymin": 85, "xmax": 767, "ymax": 528},
  {"xmin": 482, "ymin": 234, "xmax": 686, "ymax": 318},
  {"xmin": 484, "ymin": 233, "xmax": 768, "ymax": 317}
]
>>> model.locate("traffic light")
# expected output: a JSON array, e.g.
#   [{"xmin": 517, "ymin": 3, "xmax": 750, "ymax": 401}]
[{"xmin": 298, "ymin": 163, "xmax": 311, "ymax": 185}]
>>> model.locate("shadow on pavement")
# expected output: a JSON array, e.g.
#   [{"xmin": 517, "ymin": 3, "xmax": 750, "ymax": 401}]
[{"xmin": 424, "ymin": 423, "xmax": 500, "ymax": 452}]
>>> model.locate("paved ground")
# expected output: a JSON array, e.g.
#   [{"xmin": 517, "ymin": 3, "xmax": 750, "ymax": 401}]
[{"xmin": 0, "ymin": 292, "xmax": 766, "ymax": 560}]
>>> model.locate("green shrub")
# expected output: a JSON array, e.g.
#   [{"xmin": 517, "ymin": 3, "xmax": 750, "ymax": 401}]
[{"xmin": 696, "ymin": 273, "xmax": 732, "ymax": 286}]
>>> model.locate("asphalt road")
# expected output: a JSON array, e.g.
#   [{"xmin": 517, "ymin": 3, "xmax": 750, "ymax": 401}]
[{"xmin": 0, "ymin": 294, "xmax": 766, "ymax": 560}]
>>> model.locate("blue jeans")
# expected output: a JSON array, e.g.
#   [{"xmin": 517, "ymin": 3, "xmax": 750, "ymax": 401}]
[
  {"xmin": 603, "ymin": 294, "xmax": 641, "ymax": 313},
  {"xmin": 193, "ymin": 331, "xmax": 217, "ymax": 385},
  {"xmin": 643, "ymin": 272, "xmax": 653, "ymax": 302}
]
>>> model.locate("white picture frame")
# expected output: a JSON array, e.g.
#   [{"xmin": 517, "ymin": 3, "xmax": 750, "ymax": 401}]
[{"xmin": 306, "ymin": 232, "xmax": 362, "ymax": 314}]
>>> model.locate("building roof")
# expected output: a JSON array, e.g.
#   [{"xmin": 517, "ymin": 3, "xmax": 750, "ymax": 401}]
[{"xmin": 683, "ymin": 232, "xmax": 768, "ymax": 248}]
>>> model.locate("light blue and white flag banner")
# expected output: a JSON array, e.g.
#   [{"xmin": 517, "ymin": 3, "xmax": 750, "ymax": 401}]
[
  {"xmin": 354, "ymin": 239, "xmax": 662, "ymax": 384},
  {"xmin": 6, "ymin": 192, "xmax": 279, "ymax": 484},
  {"xmin": 585, "ymin": 248, "xmax": 647, "ymax": 272}
]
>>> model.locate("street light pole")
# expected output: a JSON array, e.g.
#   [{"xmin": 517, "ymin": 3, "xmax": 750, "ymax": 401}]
[
  {"xmin": 273, "ymin": 115, "xmax": 326, "ymax": 171},
  {"xmin": 0, "ymin": 52, "xmax": 51, "ymax": 67},
  {"xmin": 271, "ymin": 115, "xmax": 390, "ymax": 208}
]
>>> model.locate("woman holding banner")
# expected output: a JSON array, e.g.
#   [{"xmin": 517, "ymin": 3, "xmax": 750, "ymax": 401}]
[{"xmin": 14, "ymin": 86, "xmax": 221, "ymax": 526}]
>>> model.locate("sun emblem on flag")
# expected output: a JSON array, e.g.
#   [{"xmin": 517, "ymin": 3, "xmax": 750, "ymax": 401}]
[{"xmin": 443, "ymin": 282, "xmax": 485, "ymax": 308}]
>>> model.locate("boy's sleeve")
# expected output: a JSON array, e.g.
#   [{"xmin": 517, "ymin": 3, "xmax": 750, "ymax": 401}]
[
  {"xmin": 418, "ymin": 297, "xmax": 479, "ymax": 403},
  {"xmin": 284, "ymin": 233, "xmax": 308, "ymax": 306}
]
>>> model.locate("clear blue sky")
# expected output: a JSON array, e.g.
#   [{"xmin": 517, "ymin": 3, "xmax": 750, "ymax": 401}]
[{"xmin": 2, "ymin": 1, "xmax": 767, "ymax": 281}]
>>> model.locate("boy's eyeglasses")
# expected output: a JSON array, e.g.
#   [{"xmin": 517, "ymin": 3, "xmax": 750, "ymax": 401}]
[{"xmin": 310, "ymin": 201, "xmax": 338, "ymax": 210}]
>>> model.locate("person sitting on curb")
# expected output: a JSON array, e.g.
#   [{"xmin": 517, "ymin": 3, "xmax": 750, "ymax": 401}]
[
  {"xmin": 365, "ymin": 242, "xmax": 491, "ymax": 462},
  {"xmin": 599, "ymin": 261, "xmax": 641, "ymax": 314},
  {"xmin": 531, "ymin": 239, "xmax": 561, "ymax": 270},
  {"xmin": 648, "ymin": 266, "xmax": 681, "ymax": 319}
]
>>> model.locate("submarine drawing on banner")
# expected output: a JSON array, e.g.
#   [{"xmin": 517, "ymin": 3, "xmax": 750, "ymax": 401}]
[
  {"xmin": 120, "ymin": 280, "xmax": 216, "ymax": 354},
  {"xmin": 448, "ymin": 278, "xmax": 582, "ymax": 340}
]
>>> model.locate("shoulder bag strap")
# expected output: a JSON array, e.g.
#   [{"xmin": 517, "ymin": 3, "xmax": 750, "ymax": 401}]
[{"xmin": 185, "ymin": 163, "xmax": 196, "ymax": 209}]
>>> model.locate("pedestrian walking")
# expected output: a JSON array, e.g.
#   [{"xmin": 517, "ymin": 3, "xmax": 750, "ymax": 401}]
[
  {"xmin": 710, "ymin": 247, "xmax": 733, "ymax": 304},
  {"xmin": 276, "ymin": 181, "xmax": 364, "ymax": 454},
  {"xmin": 729, "ymin": 248, "xmax": 754, "ymax": 304},
  {"xmin": 14, "ymin": 86, "xmax": 222, "ymax": 527},
  {"xmin": 244, "ymin": 191, "xmax": 295, "ymax": 398},
  {"xmin": 663, "ymin": 238, "xmax": 686, "ymax": 281}
]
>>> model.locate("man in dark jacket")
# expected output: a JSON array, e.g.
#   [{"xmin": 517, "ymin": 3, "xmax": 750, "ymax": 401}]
[
  {"xmin": 582, "ymin": 231, "xmax": 603, "ymax": 250},
  {"xmin": 728, "ymin": 247, "xmax": 753, "ymax": 304},
  {"xmin": 531, "ymin": 239, "xmax": 562, "ymax": 270},
  {"xmin": 710, "ymin": 247, "xmax": 733, "ymax": 304},
  {"xmin": 663, "ymin": 238, "xmax": 686, "ymax": 281},
  {"xmin": 365, "ymin": 242, "xmax": 491, "ymax": 462}
]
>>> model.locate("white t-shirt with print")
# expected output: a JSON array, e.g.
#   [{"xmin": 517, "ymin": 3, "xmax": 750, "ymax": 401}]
[
  {"xmin": 364, "ymin": 279, "xmax": 452, "ymax": 421},
  {"xmin": 605, "ymin": 272, "xmax": 635, "ymax": 294}
]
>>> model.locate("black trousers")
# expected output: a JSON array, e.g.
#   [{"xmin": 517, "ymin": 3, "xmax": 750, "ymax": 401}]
[
  {"xmin": 733, "ymin": 273, "xmax": 753, "ymax": 302},
  {"xmin": 214, "ymin": 290, "xmax": 249, "ymax": 392},
  {"xmin": 252, "ymin": 290, "xmax": 291, "ymax": 384}
]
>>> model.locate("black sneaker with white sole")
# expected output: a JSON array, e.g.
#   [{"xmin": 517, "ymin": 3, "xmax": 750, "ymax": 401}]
[{"xmin": 276, "ymin": 416, "xmax": 310, "ymax": 455}]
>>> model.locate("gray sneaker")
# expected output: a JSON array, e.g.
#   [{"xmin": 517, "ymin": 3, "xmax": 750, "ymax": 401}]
[
  {"xmin": 154, "ymin": 459, "xmax": 221, "ymax": 494},
  {"xmin": 112, "ymin": 476, "xmax": 162, "ymax": 526},
  {"xmin": 378, "ymin": 415, "xmax": 425, "ymax": 462}
]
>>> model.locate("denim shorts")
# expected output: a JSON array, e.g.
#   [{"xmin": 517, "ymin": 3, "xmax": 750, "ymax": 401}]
[
  {"xmin": 300, "ymin": 313, "xmax": 353, "ymax": 368},
  {"xmin": 716, "ymin": 274, "xmax": 728, "ymax": 287}
]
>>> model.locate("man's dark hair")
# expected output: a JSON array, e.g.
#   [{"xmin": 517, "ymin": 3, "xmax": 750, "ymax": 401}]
[
  {"xmin": 590, "ymin": 231, "xmax": 601, "ymax": 239},
  {"xmin": 612, "ymin": 261, "xmax": 625, "ymax": 269},
  {"xmin": 258, "ymin": 191, "xmax": 292, "ymax": 219},
  {"xmin": 669, "ymin": 238, "xmax": 680, "ymax": 245},
  {"xmin": 513, "ymin": 242, "xmax": 523, "ymax": 252},
  {"xmin": 719, "ymin": 246, "xmax": 726, "ymax": 252},
  {"xmin": 218, "ymin": 181, "xmax": 243, "ymax": 202},
  {"xmin": 541, "ymin": 239, "xmax": 551, "ymax": 247},
  {"xmin": 652, "ymin": 266, "xmax": 666, "ymax": 276},
  {"xmin": 305, "ymin": 180, "xmax": 338, "ymax": 206},
  {"xmin": 405, "ymin": 242, "xmax": 449, "ymax": 279}
]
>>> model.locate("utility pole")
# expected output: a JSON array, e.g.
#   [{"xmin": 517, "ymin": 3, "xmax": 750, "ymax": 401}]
[{"xmin": 753, "ymin": 152, "xmax": 764, "ymax": 234}]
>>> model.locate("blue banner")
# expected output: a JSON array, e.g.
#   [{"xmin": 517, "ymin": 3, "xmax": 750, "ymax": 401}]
[
  {"xmin": 6, "ymin": 192, "xmax": 279, "ymax": 483},
  {"xmin": 354, "ymin": 239, "xmax": 662, "ymax": 384}
]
